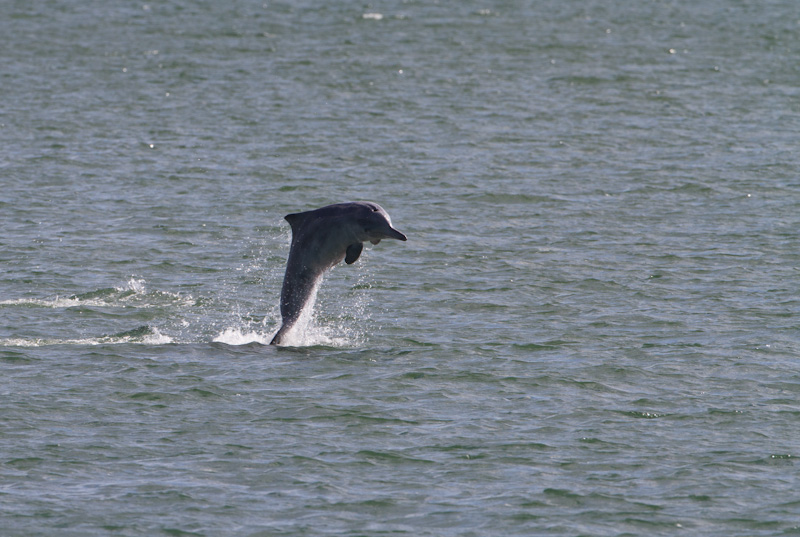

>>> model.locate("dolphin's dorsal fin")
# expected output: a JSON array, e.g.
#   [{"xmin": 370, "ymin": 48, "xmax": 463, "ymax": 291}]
[
  {"xmin": 284, "ymin": 211, "xmax": 311, "ymax": 232},
  {"xmin": 345, "ymin": 242, "xmax": 363, "ymax": 264}
]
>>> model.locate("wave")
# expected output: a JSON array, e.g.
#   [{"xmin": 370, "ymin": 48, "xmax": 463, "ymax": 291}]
[
  {"xmin": 0, "ymin": 326, "xmax": 173, "ymax": 347},
  {"xmin": 0, "ymin": 278, "xmax": 193, "ymax": 310},
  {"xmin": 1, "ymin": 275, "xmax": 366, "ymax": 349}
]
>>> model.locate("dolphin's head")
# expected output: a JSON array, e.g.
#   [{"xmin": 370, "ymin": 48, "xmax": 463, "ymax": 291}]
[{"xmin": 351, "ymin": 202, "xmax": 407, "ymax": 244}]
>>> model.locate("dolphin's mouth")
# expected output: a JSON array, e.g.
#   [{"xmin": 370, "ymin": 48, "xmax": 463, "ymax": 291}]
[{"xmin": 388, "ymin": 227, "xmax": 407, "ymax": 241}]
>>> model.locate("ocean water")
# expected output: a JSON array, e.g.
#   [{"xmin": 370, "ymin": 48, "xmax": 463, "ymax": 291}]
[{"xmin": 2, "ymin": 0, "xmax": 800, "ymax": 535}]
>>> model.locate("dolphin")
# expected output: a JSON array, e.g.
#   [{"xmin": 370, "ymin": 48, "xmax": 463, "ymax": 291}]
[{"xmin": 270, "ymin": 201, "xmax": 407, "ymax": 345}]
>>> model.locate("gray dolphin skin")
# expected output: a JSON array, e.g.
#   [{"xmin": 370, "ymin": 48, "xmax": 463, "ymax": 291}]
[{"xmin": 270, "ymin": 201, "xmax": 407, "ymax": 346}]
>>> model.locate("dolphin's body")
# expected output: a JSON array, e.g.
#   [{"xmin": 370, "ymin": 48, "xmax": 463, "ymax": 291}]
[{"xmin": 270, "ymin": 202, "xmax": 407, "ymax": 345}]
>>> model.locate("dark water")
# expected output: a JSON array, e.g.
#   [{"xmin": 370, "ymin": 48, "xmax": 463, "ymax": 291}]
[{"xmin": 2, "ymin": 1, "xmax": 800, "ymax": 535}]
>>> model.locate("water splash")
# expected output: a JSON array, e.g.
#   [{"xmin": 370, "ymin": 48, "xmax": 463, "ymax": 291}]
[
  {"xmin": 124, "ymin": 277, "xmax": 146, "ymax": 295},
  {"xmin": 212, "ymin": 328, "xmax": 272, "ymax": 345},
  {"xmin": 266, "ymin": 268, "xmax": 373, "ymax": 348}
]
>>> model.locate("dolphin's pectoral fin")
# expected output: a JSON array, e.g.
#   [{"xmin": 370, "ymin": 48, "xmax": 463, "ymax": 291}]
[{"xmin": 345, "ymin": 242, "xmax": 363, "ymax": 264}]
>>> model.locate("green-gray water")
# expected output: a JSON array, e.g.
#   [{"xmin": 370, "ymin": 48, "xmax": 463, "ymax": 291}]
[{"xmin": 2, "ymin": 1, "xmax": 800, "ymax": 535}]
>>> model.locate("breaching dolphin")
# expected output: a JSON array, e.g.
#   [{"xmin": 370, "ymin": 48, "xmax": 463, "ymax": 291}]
[{"xmin": 270, "ymin": 201, "xmax": 407, "ymax": 345}]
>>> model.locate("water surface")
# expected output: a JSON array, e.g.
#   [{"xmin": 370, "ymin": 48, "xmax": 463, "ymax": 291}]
[{"xmin": 2, "ymin": 1, "xmax": 800, "ymax": 535}]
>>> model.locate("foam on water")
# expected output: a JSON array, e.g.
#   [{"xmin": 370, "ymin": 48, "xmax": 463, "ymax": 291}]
[
  {"xmin": 0, "ymin": 278, "xmax": 185, "ymax": 346},
  {"xmin": 0, "ymin": 296, "xmax": 94, "ymax": 309}
]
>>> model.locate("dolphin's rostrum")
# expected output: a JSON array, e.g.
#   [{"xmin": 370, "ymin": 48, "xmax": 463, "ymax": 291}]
[{"xmin": 270, "ymin": 201, "xmax": 407, "ymax": 345}]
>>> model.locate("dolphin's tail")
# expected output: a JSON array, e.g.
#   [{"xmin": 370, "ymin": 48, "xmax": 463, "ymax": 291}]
[
  {"xmin": 270, "ymin": 324, "xmax": 290, "ymax": 345},
  {"xmin": 269, "ymin": 332, "xmax": 282, "ymax": 345}
]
